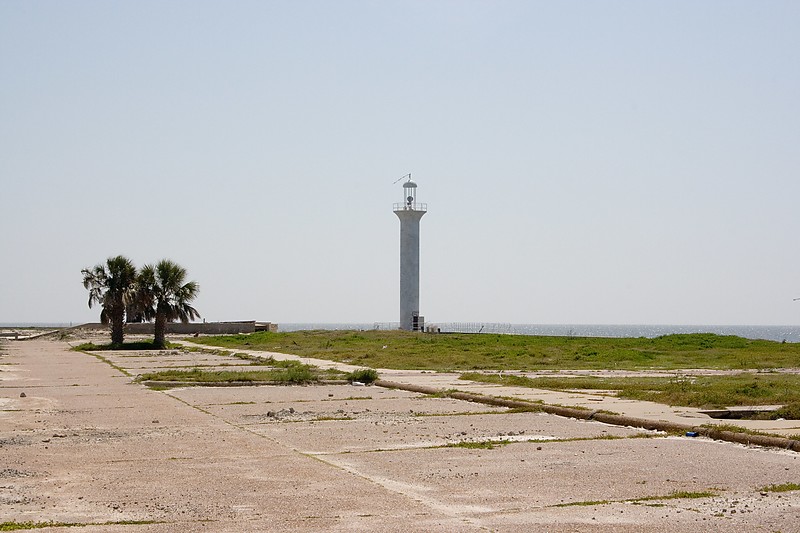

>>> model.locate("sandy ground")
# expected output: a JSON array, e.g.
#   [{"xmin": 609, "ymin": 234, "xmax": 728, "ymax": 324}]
[{"xmin": 1, "ymin": 337, "xmax": 799, "ymax": 532}]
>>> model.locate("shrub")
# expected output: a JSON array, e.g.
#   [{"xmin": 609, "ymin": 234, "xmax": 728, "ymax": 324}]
[
  {"xmin": 772, "ymin": 402, "xmax": 800, "ymax": 420},
  {"xmin": 347, "ymin": 368, "xmax": 379, "ymax": 384}
]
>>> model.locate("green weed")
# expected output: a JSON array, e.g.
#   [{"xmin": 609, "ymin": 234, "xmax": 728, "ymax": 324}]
[
  {"xmin": 701, "ymin": 423, "xmax": 778, "ymax": 437},
  {"xmin": 137, "ymin": 362, "xmax": 321, "ymax": 384},
  {"xmin": 0, "ymin": 521, "xmax": 159, "ymax": 531},
  {"xmin": 80, "ymin": 351, "xmax": 131, "ymax": 377},
  {"xmin": 552, "ymin": 499, "xmax": 610, "ymax": 507},
  {"xmin": 771, "ymin": 402, "xmax": 800, "ymax": 420},
  {"xmin": 760, "ymin": 482, "xmax": 800, "ymax": 492},
  {"xmin": 551, "ymin": 489, "xmax": 718, "ymax": 508},
  {"xmin": 72, "ymin": 340, "xmax": 172, "ymax": 351},
  {"xmin": 442, "ymin": 439, "xmax": 512, "ymax": 450},
  {"xmin": 640, "ymin": 490, "xmax": 718, "ymax": 500},
  {"xmin": 459, "ymin": 372, "xmax": 800, "ymax": 411}
]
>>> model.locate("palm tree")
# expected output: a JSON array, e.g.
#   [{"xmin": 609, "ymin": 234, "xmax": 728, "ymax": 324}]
[
  {"xmin": 138, "ymin": 259, "xmax": 200, "ymax": 349},
  {"xmin": 81, "ymin": 255, "xmax": 138, "ymax": 346}
]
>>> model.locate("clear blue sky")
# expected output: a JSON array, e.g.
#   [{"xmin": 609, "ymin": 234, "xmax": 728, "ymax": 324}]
[{"xmin": 1, "ymin": 1, "xmax": 798, "ymax": 326}]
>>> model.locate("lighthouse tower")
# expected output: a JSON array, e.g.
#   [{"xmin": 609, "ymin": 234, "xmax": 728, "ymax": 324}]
[{"xmin": 394, "ymin": 176, "xmax": 427, "ymax": 331}]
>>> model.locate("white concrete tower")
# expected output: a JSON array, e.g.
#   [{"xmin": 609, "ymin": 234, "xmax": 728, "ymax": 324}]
[{"xmin": 393, "ymin": 176, "xmax": 427, "ymax": 331}]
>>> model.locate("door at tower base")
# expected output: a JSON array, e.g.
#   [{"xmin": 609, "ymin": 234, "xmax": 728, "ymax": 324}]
[{"xmin": 412, "ymin": 314, "xmax": 424, "ymax": 332}]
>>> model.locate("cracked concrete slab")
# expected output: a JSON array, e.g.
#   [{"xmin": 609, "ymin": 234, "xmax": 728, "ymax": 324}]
[{"xmin": 1, "ymin": 338, "xmax": 799, "ymax": 531}]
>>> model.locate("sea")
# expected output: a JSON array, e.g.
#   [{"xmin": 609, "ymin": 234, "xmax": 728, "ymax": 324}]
[
  {"xmin": 3, "ymin": 322, "xmax": 799, "ymax": 343},
  {"xmin": 279, "ymin": 323, "xmax": 800, "ymax": 343}
]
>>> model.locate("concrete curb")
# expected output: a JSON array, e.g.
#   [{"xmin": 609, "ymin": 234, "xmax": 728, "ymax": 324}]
[{"xmin": 374, "ymin": 379, "xmax": 800, "ymax": 452}]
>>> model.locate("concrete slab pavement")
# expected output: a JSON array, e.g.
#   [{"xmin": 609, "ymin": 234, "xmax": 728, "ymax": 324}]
[
  {"xmin": 175, "ymin": 340, "xmax": 800, "ymax": 437},
  {"xmin": 1, "ymin": 338, "xmax": 799, "ymax": 532}
]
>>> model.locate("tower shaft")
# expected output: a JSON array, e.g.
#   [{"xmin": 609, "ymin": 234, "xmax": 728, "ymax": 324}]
[{"xmin": 395, "ymin": 209, "xmax": 425, "ymax": 331}]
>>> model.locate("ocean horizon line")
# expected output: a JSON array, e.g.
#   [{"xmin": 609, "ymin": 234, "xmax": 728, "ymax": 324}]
[
  {"xmin": 276, "ymin": 322, "xmax": 800, "ymax": 343},
  {"xmin": 3, "ymin": 321, "xmax": 799, "ymax": 343}
]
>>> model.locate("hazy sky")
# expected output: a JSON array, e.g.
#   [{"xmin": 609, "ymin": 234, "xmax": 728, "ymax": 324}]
[{"xmin": 2, "ymin": 1, "xmax": 799, "ymax": 326}]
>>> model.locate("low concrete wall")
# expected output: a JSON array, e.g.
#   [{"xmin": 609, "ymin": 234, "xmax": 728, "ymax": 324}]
[{"xmin": 76, "ymin": 321, "xmax": 277, "ymax": 335}]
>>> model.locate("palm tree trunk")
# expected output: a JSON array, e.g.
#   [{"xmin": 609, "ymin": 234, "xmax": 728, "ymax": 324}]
[
  {"xmin": 110, "ymin": 306, "xmax": 125, "ymax": 346},
  {"xmin": 154, "ymin": 311, "xmax": 167, "ymax": 349}
]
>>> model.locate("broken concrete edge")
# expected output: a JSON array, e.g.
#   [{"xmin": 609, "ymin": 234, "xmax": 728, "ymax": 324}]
[
  {"xmin": 10, "ymin": 329, "xmax": 65, "ymax": 341},
  {"xmin": 373, "ymin": 379, "xmax": 800, "ymax": 453}
]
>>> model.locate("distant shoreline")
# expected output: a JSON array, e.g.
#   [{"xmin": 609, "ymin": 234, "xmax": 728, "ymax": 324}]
[
  {"xmin": 3, "ymin": 322, "xmax": 799, "ymax": 343},
  {"xmin": 282, "ymin": 323, "xmax": 800, "ymax": 343},
  {"xmin": 0, "ymin": 323, "xmax": 76, "ymax": 328}
]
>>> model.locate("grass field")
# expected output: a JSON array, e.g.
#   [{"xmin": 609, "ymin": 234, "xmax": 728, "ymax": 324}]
[
  {"xmin": 190, "ymin": 330, "xmax": 800, "ymax": 411},
  {"xmin": 191, "ymin": 330, "xmax": 800, "ymax": 371}
]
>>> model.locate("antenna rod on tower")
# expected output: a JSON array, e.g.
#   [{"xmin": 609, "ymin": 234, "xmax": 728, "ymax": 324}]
[{"xmin": 392, "ymin": 173, "xmax": 411, "ymax": 184}]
